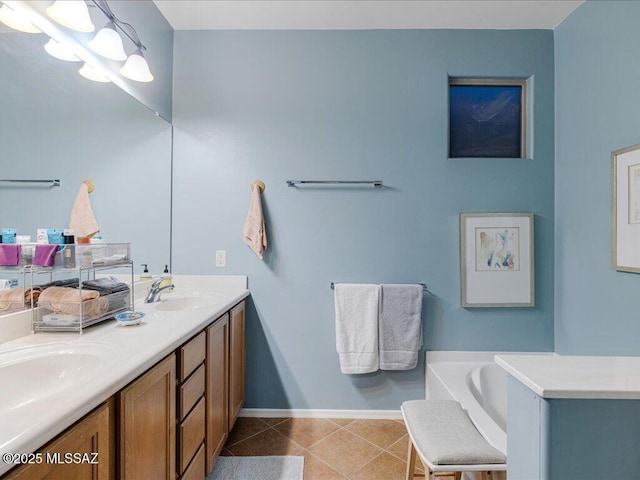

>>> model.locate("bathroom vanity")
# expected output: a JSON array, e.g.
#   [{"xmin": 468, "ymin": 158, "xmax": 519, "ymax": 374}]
[
  {"xmin": 496, "ymin": 354, "xmax": 640, "ymax": 479},
  {"xmin": 0, "ymin": 275, "xmax": 249, "ymax": 480}
]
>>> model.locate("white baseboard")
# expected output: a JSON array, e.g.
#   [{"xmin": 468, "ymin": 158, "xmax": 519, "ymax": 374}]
[{"xmin": 240, "ymin": 408, "xmax": 402, "ymax": 420}]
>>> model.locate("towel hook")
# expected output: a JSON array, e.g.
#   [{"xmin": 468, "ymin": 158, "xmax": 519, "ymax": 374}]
[
  {"xmin": 83, "ymin": 179, "xmax": 95, "ymax": 194},
  {"xmin": 251, "ymin": 180, "xmax": 265, "ymax": 193}
]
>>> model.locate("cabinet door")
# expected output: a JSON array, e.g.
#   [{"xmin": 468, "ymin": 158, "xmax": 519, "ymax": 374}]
[
  {"xmin": 4, "ymin": 400, "xmax": 112, "ymax": 480},
  {"xmin": 205, "ymin": 313, "xmax": 229, "ymax": 474},
  {"xmin": 119, "ymin": 354, "xmax": 176, "ymax": 480},
  {"xmin": 228, "ymin": 301, "xmax": 245, "ymax": 430}
]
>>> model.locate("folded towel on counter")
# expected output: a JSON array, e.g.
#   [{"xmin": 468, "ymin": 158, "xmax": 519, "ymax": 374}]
[
  {"xmin": 0, "ymin": 244, "xmax": 21, "ymax": 266},
  {"xmin": 69, "ymin": 182, "xmax": 99, "ymax": 238},
  {"xmin": 243, "ymin": 183, "xmax": 267, "ymax": 260},
  {"xmin": 0, "ymin": 288, "xmax": 24, "ymax": 312},
  {"xmin": 82, "ymin": 276, "xmax": 129, "ymax": 295},
  {"xmin": 379, "ymin": 284, "xmax": 423, "ymax": 370},
  {"xmin": 32, "ymin": 244, "xmax": 59, "ymax": 267},
  {"xmin": 38, "ymin": 278, "xmax": 79, "ymax": 289},
  {"xmin": 38, "ymin": 286, "xmax": 103, "ymax": 318},
  {"xmin": 334, "ymin": 284, "xmax": 380, "ymax": 374},
  {"xmin": 0, "ymin": 287, "xmax": 40, "ymax": 312}
]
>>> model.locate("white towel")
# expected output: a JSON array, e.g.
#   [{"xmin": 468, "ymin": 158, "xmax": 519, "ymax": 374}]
[
  {"xmin": 334, "ymin": 284, "xmax": 380, "ymax": 374},
  {"xmin": 379, "ymin": 284, "xmax": 423, "ymax": 370},
  {"xmin": 69, "ymin": 182, "xmax": 99, "ymax": 238},
  {"xmin": 243, "ymin": 184, "xmax": 267, "ymax": 259}
]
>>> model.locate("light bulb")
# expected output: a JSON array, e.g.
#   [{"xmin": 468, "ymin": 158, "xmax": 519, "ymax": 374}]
[
  {"xmin": 46, "ymin": 0, "xmax": 94, "ymax": 33},
  {"xmin": 0, "ymin": 4, "xmax": 41, "ymax": 33},
  {"xmin": 44, "ymin": 38, "xmax": 81, "ymax": 62},
  {"xmin": 78, "ymin": 63, "xmax": 111, "ymax": 83},
  {"xmin": 120, "ymin": 49, "xmax": 153, "ymax": 82},
  {"xmin": 88, "ymin": 22, "xmax": 127, "ymax": 61}
]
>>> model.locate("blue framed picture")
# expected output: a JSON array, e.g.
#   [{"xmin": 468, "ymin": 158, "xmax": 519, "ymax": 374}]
[{"xmin": 449, "ymin": 79, "xmax": 525, "ymax": 159}]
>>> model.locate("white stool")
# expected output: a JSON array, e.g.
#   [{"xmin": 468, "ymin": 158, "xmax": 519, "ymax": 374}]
[{"xmin": 401, "ymin": 400, "xmax": 507, "ymax": 480}]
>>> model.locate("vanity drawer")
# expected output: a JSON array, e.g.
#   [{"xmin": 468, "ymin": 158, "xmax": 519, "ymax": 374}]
[
  {"xmin": 181, "ymin": 443, "xmax": 205, "ymax": 480},
  {"xmin": 178, "ymin": 363, "xmax": 205, "ymax": 420},
  {"xmin": 178, "ymin": 331, "xmax": 206, "ymax": 382},
  {"xmin": 178, "ymin": 397, "xmax": 205, "ymax": 474}
]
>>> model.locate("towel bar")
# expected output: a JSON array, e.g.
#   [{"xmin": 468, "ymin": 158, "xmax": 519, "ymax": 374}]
[
  {"xmin": 330, "ymin": 282, "xmax": 432, "ymax": 294},
  {"xmin": 287, "ymin": 180, "xmax": 383, "ymax": 188},
  {"xmin": 0, "ymin": 179, "xmax": 60, "ymax": 187}
]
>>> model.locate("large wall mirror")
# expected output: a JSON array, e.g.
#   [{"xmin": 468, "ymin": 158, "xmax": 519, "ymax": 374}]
[{"xmin": 0, "ymin": 22, "xmax": 172, "ymax": 275}]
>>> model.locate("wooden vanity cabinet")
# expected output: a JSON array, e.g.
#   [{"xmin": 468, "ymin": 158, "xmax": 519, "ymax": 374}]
[
  {"xmin": 4, "ymin": 400, "xmax": 113, "ymax": 480},
  {"xmin": 205, "ymin": 313, "xmax": 229, "ymax": 474},
  {"xmin": 177, "ymin": 333, "xmax": 206, "ymax": 480},
  {"xmin": 228, "ymin": 301, "xmax": 245, "ymax": 430},
  {"xmin": 118, "ymin": 354, "xmax": 176, "ymax": 480}
]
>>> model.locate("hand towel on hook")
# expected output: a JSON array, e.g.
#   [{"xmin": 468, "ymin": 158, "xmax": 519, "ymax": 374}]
[
  {"xmin": 243, "ymin": 183, "xmax": 267, "ymax": 259},
  {"xmin": 334, "ymin": 284, "xmax": 380, "ymax": 374},
  {"xmin": 69, "ymin": 182, "xmax": 99, "ymax": 238}
]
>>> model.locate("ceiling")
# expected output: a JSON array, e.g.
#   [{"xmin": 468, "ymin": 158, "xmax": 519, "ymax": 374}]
[{"xmin": 152, "ymin": 0, "xmax": 584, "ymax": 31}]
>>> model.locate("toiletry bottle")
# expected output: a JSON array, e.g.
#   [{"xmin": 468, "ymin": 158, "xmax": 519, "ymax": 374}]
[
  {"xmin": 160, "ymin": 265, "xmax": 172, "ymax": 288},
  {"xmin": 62, "ymin": 234, "xmax": 75, "ymax": 268},
  {"xmin": 140, "ymin": 264, "xmax": 152, "ymax": 280}
]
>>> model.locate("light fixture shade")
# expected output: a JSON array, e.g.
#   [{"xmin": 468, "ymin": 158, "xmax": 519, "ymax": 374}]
[
  {"xmin": 120, "ymin": 50, "xmax": 153, "ymax": 82},
  {"xmin": 88, "ymin": 22, "xmax": 127, "ymax": 61},
  {"xmin": 46, "ymin": 0, "xmax": 95, "ymax": 33},
  {"xmin": 78, "ymin": 62, "xmax": 110, "ymax": 83},
  {"xmin": 44, "ymin": 38, "xmax": 81, "ymax": 62},
  {"xmin": 0, "ymin": 4, "xmax": 41, "ymax": 33}
]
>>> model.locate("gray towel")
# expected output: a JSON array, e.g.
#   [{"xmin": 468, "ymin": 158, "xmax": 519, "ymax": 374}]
[{"xmin": 379, "ymin": 284, "xmax": 423, "ymax": 370}]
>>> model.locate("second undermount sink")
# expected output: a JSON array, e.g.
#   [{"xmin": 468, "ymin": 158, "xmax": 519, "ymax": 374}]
[
  {"xmin": 0, "ymin": 342, "xmax": 119, "ymax": 411},
  {"xmin": 153, "ymin": 291, "xmax": 221, "ymax": 312}
]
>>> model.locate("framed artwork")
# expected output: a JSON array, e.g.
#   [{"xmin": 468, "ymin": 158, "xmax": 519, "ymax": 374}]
[
  {"xmin": 460, "ymin": 213, "xmax": 534, "ymax": 307},
  {"xmin": 612, "ymin": 144, "xmax": 640, "ymax": 272},
  {"xmin": 449, "ymin": 78, "xmax": 526, "ymax": 159}
]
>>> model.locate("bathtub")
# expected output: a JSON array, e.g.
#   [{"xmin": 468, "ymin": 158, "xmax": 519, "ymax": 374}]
[{"xmin": 426, "ymin": 351, "xmax": 528, "ymax": 457}]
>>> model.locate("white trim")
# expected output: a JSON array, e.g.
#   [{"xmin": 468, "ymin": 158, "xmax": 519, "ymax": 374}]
[{"xmin": 240, "ymin": 408, "xmax": 402, "ymax": 420}]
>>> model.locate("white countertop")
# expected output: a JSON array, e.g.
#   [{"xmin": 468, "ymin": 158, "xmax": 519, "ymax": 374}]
[
  {"xmin": 0, "ymin": 275, "xmax": 249, "ymax": 476},
  {"xmin": 495, "ymin": 354, "xmax": 640, "ymax": 400}
]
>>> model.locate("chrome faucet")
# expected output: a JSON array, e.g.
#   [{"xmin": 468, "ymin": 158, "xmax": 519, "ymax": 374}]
[{"xmin": 144, "ymin": 278, "xmax": 175, "ymax": 303}]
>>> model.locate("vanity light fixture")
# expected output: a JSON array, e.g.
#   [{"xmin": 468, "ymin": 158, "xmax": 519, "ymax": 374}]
[
  {"xmin": 120, "ymin": 47, "xmax": 153, "ymax": 82},
  {"xmin": 78, "ymin": 62, "xmax": 111, "ymax": 83},
  {"xmin": 44, "ymin": 38, "xmax": 81, "ymax": 62},
  {"xmin": 88, "ymin": 21, "xmax": 127, "ymax": 61},
  {"xmin": 90, "ymin": 0, "xmax": 154, "ymax": 82},
  {"xmin": 0, "ymin": 2, "xmax": 41, "ymax": 33},
  {"xmin": 46, "ymin": 0, "xmax": 94, "ymax": 33}
]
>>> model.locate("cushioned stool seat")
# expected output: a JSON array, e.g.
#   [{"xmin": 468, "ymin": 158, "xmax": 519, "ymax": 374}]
[{"xmin": 401, "ymin": 400, "xmax": 506, "ymax": 480}]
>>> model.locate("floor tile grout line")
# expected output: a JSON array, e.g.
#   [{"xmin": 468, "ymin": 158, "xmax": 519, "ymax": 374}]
[
  {"xmin": 224, "ymin": 424, "xmax": 271, "ymax": 448},
  {"xmin": 343, "ymin": 424, "xmax": 404, "ymax": 453},
  {"xmin": 301, "ymin": 449, "xmax": 349, "ymax": 480}
]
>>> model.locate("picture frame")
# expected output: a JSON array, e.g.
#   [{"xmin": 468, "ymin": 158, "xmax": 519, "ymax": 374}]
[
  {"xmin": 449, "ymin": 78, "xmax": 526, "ymax": 159},
  {"xmin": 611, "ymin": 144, "xmax": 640, "ymax": 273},
  {"xmin": 460, "ymin": 213, "xmax": 534, "ymax": 307}
]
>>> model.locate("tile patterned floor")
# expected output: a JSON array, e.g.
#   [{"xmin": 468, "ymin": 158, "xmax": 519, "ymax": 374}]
[{"xmin": 220, "ymin": 417, "xmax": 428, "ymax": 480}]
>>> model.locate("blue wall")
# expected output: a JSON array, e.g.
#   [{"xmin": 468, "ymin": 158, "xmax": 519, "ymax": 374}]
[
  {"xmin": 555, "ymin": 1, "xmax": 640, "ymax": 355},
  {"xmin": 172, "ymin": 29, "xmax": 555, "ymax": 409}
]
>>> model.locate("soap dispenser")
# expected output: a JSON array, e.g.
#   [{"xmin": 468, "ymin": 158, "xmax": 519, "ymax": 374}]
[
  {"xmin": 160, "ymin": 264, "xmax": 172, "ymax": 288},
  {"xmin": 140, "ymin": 264, "xmax": 152, "ymax": 280}
]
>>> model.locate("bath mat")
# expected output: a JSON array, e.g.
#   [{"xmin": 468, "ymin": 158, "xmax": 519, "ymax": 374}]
[{"xmin": 207, "ymin": 456, "xmax": 304, "ymax": 480}]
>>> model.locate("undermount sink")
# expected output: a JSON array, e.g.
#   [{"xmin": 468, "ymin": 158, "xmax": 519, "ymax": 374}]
[
  {"xmin": 0, "ymin": 342, "xmax": 119, "ymax": 411},
  {"xmin": 153, "ymin": 292, "xmax": 221, "ymax": 312}
]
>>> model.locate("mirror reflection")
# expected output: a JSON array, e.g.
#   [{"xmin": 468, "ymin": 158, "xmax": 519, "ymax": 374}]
[{"xmin": 0, "ymin": 25, "xmax": 172, "ymax": 274}]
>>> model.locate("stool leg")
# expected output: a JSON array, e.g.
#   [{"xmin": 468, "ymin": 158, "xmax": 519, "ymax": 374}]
[
  {"xmin": 406, "ymin": 440, "xmax": 417, "ymax": 480},
  {"xmin": 454, "ymin": 473, "xmax": 462, "ymax": 480},
  {"xmin": 481, "ymin": 472, "xmax": 489, "ymax": 480}
]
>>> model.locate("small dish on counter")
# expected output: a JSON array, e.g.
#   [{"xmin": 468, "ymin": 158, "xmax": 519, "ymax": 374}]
[{"xmin": 115, "ymin": 311, "xmax": 145, "ymax": 326}]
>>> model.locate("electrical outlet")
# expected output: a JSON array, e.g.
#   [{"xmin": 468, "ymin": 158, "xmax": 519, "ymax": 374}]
[{"xmin": 215, "ymin": 250, "xmax": 227, "ymax": 268}]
